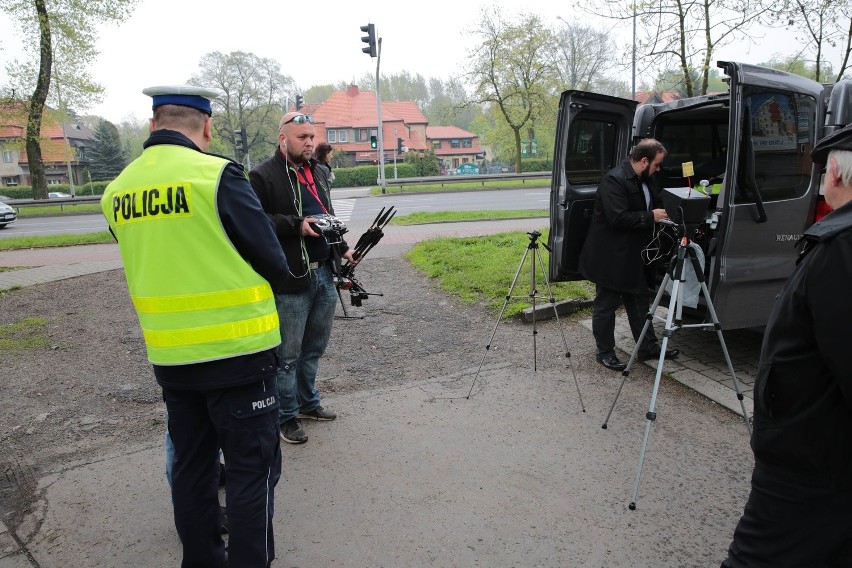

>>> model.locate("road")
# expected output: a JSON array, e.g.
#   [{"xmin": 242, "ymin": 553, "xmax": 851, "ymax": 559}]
[{"xmin": 0, "ymin": 187, "xmax": 549, "ymax": 239}]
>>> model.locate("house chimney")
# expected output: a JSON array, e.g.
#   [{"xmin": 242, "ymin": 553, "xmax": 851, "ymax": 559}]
[{"xmin": 346, "ymin": 85, "xmax": 359, "ymax": 97}]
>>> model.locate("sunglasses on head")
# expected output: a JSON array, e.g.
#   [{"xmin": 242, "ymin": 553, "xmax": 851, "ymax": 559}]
[{"xmin": 284, "ymin": 114, "xmax": 314, "ymax": 125}]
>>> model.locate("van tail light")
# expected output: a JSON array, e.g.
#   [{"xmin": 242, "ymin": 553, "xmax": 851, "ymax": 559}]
[{"xmin": 815, "ymin": 198, "xmax": 833, "ymax": 222}]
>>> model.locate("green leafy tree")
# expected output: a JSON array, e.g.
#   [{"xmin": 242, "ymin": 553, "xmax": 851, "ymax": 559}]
[
  {"xmin": 403, "ymin": 149, "xmax": 440, "ymax": 176},
  {"xmin": 759, "ymin": 53, "xmax": 833, "ymax": 81},
  {"xmin": 87, "ymin": 119, "xmax": 126, "ymax": 181},
  {"xmin": 466, "ymin": 8, "xmax": 559, "ymax": 173},
  {"xmin": 190, "ymin": 51, "xmax": 296, "ymax": 167},
  {"xmin": 1, "ymin": 0, "xmax": 138, "ymax": 198},
  {"xmin": 115, "ymin": 116, "xmax": 149, "ymax": 163}
]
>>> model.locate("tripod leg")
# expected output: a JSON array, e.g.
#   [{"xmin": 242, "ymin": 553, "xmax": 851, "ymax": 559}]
[
  {"xmin": 699, "ymin": 281, "xmax": 753, "ymax": 434},
  {"xmin": 603, "ymin": 274, "xmax": 672, "ymax": 429},
  {"xmin": 535, "ymin": 247, "xmax": 585, "ymax": 412},
  {"xmin": 530, "ymin": 243, "xmax": 538, "ymax": 372},
  {"xmin": 628, "ymin": 278, "xmax": 681, "ymax": 510},
  {"xmin": 467, "ymin": 246, "xmax": 532, "ymax": 399}
]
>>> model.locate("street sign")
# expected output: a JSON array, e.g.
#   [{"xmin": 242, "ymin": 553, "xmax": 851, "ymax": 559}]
[{"xmin": 456, "ymin": 163, "xmax": 480, "ymax": 175}]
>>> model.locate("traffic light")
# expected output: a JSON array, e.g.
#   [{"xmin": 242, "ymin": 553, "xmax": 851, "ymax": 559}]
[
  {"xmin": 370, "ymin": 135, "xmax": 377, "ymax": 149},
  {"xmin": 295, "ymin": 94, "xmax": 304, "ymax": 111},
  {"xmin": 234, "ymin": 126, "xmax": 248, "ymax": 156},
  {"xmin": 360, "ymin": 23, "xmax": 376, "ymax": 57},
  {"xmin": 397, "ymin": 137, "xmax": 403, "ymax": 153}
]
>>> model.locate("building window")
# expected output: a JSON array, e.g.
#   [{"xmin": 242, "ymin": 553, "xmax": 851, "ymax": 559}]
[
  {"xmin": 328, "ymin": 130, "xmax": 337, "ymax": 143},
  {"xmin": 359, "ymin": 129, "xmax": 369, "ymax": 142},
  {"xmin": 3, "ymin": 176, "xmax": 19, "ymax": 186},
  {"xmin": 432, "ymin": 140, "xmax": 441, "ymax": 150},
  {"xmin": 47, "ymin": 179, "xmax": 60, "ymax": 185},
  {"xmin": 338, "ymin": 130, "xmax": 347, "ymax": 143},
  {"xmin": 462, "ymin": 139, "xmax": 472, "ymax": 148},
  {"xmin": 451, "ymin": 139, "xmax": 460, "ymax": 148},
  {"xmin": 2, "ymin": 150, "xmax": 13, "ymax": 163}
]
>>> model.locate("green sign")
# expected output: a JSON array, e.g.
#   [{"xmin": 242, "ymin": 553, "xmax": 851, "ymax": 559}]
[
  {"xmin": 456, "ymin": 163, "xmax": 480, "ymax": 175},
  {"xmin": 521, "ymin": 140, "xmax": 529, "ymax": 158}
]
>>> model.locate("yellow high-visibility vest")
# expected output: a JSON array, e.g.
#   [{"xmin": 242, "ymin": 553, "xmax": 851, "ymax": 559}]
[{"xmin": 102, "ymin": 144, "xmax": 279, "ymax": 365}]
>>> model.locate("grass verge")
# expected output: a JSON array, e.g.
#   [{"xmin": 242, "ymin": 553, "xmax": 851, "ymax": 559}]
[
  {"xmin": 14, "ymin": 203, "xmax": 103, "ymax": 217},
  {"xmin": 390, "ymin": 209, "xmax": 547, "ymax": 225},
  {"xmin": 0, "ymin": 316, "xmax": 49, "ymax": 349},
  {"xmin": 405, "ymin": 230, "xmax": 593, "ymax": 318},
  {"xmin": 0, "ymin": 231, "xmax": 114, "ymax": 252}
]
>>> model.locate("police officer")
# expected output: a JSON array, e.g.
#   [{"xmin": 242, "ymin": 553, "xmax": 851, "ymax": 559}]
[
  {"xmin": 101, "ymin": 85, "xmax": 290, "ymax": 568},
  {"xmin": 721, "ymin": 124, "xmax": 852, "ymax": 566}
]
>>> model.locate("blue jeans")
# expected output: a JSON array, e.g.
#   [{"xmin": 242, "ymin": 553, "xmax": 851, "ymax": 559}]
[{"xmin": 275, "ymin": 263, "xmax": 337, "ymax": 423}]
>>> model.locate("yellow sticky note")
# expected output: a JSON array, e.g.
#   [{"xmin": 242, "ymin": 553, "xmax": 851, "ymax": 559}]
[{"xmin": 682, "ymin": 162, "xmax": 694, "ymax": 177}]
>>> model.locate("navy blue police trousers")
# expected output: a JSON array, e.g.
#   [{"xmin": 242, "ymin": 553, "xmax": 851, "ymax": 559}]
[{"xmin": 163, "ymin": 371, "xmax": 281, "ymax": 568}]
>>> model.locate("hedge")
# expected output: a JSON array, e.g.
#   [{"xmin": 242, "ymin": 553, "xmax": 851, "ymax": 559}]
[
  {"xmin": 0, "ymin": 181, "xmax": 110, "ymax": 199},
  {"xmin": 332, "ymin": 163, "xmax": 417, "ymax": 188}
]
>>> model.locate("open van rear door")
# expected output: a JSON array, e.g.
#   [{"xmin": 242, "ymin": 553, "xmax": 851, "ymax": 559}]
[
  {"xmin": 708, "ymin": 62, "xmax": 824, "ymax": 329},
  {"xmin": 548, "ymin": 91, "xmax": 636, "ymax": 281}
]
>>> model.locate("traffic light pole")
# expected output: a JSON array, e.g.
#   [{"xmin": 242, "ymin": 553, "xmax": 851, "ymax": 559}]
[{"xmin": 375, "ymin": 37, "xmax": 386, "ymax": 194}]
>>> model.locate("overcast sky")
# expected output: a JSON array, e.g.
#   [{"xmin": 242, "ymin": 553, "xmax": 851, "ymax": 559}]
[{"xmin": 0, "ymin": 0, "xmax": 808, "ymax": 124}]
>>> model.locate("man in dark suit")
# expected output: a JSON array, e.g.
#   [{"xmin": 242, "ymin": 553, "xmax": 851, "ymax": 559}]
[{"xmin": 579, "ymin": 138, "xmax": 679, "ymax": 371}]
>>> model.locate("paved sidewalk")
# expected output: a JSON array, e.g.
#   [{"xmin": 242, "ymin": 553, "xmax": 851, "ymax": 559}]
[{"xmin": 0, "ymin": 214, "xmax": 760, "ymax": 567}]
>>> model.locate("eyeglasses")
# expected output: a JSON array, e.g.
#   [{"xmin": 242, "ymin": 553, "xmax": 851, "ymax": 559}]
[{"xmin": 284, "ymin": 114, "xmax": 314, "ymax": 125}]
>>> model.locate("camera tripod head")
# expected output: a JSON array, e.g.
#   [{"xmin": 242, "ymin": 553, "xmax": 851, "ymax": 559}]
[{"xmin": 526, "ymin": 230, "xmax": 551, "ymax": 251}]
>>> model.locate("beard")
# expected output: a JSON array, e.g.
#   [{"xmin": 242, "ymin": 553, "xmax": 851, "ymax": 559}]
[
  {"xmin": 284, "ymin": 144, "xmax": 310, "ymax": 166},
  {"xmin": 640, "ymin": 162, "xmax": 653, "ymax": 182}
]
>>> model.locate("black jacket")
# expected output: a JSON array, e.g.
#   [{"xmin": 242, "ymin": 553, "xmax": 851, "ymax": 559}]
[
  {"xmin": 249, "ymin": 149, "xmax": 347, "ymax": 293},
  {"xmin": 578, "ymin": 160, "xmax": 660, "ymax": 294},
  {"xmin": 752, "ymin": 200, "xmax": 852, "ymax": 492}
]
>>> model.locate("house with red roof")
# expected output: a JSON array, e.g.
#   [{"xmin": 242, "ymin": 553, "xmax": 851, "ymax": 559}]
[
  {"xmin": 300, "ymin": 85, "xmax": 481, "ymax": 172},
  {"xmin": 425, "ymin": 125, "xmax": 483, "ymax": 172},
  {"xmin": 0, "ymin": 103, "xmax": 94, "ymax": 188}
]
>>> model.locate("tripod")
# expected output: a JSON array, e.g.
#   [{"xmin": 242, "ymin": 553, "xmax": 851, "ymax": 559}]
[
  {"xmin": 602, "ymin": 231, "xmax": 752, "ymax": 510},
  {"xmin": 466, "ymin": 231, "xmax": 585, "ymax": 412}
]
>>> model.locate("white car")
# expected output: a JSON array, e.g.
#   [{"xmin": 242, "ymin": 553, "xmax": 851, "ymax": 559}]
[
  {"xmin": 48, "ymin": 192, "xmax": 72, "ymax": 199},
  {"xmin": 0, "ymin": 200, "xmax": 17, "ymax": 229}
]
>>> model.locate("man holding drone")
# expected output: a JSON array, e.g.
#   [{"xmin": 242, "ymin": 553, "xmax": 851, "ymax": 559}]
[{"xmin": 250, "ymin": 111, "xmax": 356, "ymax": 445}]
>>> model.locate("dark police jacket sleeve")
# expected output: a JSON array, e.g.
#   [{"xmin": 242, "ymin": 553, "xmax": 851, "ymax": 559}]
[
  {"xmin": 578, "ymin": 160, "xmax": 658, "ymax": 294},
  {"xmin": 751, "ymin": 200, "xmax": 852, "ymax": 492},
  {"xmin": 217, "ymin": 163, "xmax": 290, "ymax": 294}
]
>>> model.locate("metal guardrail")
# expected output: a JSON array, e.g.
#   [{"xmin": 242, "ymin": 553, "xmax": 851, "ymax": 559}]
[{"xmin": 382, "ymin": 171, "xmax": 551, "ymax": 188}]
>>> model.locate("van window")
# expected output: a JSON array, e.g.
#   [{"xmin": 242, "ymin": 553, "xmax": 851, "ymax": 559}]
[
  {"xmin": 564, "ymin": 118, "xmax": 618, "ymax": 184},
  {"xmin": 656, "ymin": 120, "xmax": 728, "ymax": 187},
  {"xmin": 736, "ymin": 90, "xmax": 816, "ymax": 203}
]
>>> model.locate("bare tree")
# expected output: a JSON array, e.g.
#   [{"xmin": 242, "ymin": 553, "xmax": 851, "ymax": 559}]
[
  {"xmin": 777, "ymin": 0, "xmax": 852, "ymax": 82},
  {"xmin": 552, "ymin": 21, "xmax": 616, "ymax": 91},
  {"xmin": 587, "ymin": 0, "xmax": 767, "ymax": 97}
]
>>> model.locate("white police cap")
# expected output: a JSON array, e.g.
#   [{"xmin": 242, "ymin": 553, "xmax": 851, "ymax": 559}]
[{"xmin": 142, "ymin": 85, "xmax": 222, "ymax": 115}]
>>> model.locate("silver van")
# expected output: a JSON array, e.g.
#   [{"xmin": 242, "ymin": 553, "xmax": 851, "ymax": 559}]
[{"xmin": 548, "ymin": 61, "xmax": 852, "ymax": 330}]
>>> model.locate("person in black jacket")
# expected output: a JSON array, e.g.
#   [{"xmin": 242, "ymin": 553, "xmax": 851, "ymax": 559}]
[
  {"xmin": 249, "ymin": 112, "xmax": 355, "ymax": 444},
  {"xmin": 721, "ymin": 125, "xmax": 852, "ymax": 567},
  {"xmin": 579, "ymin": 138, "xmax": 679, "ymax": 371}
]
